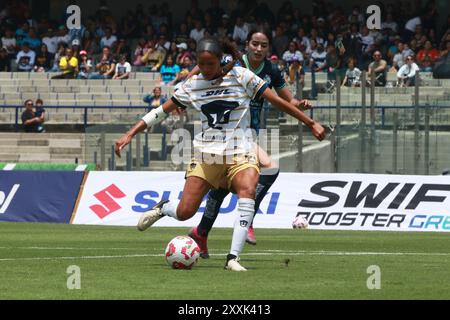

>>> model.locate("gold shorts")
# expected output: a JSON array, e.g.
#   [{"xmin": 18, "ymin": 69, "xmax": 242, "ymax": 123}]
[{"xmin": 185, "ymin": 152, "xmax": 259, "ymax": 190}]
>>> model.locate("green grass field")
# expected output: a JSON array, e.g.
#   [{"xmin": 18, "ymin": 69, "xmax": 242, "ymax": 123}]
[{"xmin": 0, "ymin": 222, "xmax": 449, "ymax": 300}]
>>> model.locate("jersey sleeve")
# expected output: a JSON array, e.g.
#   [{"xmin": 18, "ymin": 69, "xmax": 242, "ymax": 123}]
[
  {"xmin": 171, "ymin": 81, "xmax": 192, "ymax": 109},
  {"xmin": 235, "ymin": 67, "xmax": 268, "ymax": 100},
  {"xmin": 271, "ymin": 63, "xmax": 287, "ymax": 89}
]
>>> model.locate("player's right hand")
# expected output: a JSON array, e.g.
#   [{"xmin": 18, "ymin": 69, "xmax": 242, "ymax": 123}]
[
  {"xmin": 310, "ymin": 122, "xmax": 326, "ymax": 141},
  {"xmin": 115, "ymin": 134, "xmax": 132, "ymax": 158}
]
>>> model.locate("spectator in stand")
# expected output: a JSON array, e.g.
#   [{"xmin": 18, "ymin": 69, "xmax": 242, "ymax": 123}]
[
  {"xmin": 416, "ymin": 40, "xmax": 440, "ymax": 72},
  {"xmin": 217, "ymin": 14, "xmax": 233, "ymax": 39},
  {"xmin": 367, "ymin": 50, "xmax": 387, "ymax": 87},
  {"xmin": 381, "ymin": 13, "xmax": 399, "ymax": 34},
  {"xmin": 113, "ymin": 54, "xmax": 131, "ymax": 80},
  {"xmin": 404, "ymin": 15, "xmax": 421, "ymax": 42},
  {"xmin": 174, "ymin": 22, "xmax": 190, "ymax": 45},
  {"xmin": 21, "ymin": 99, "xmax": 43, "ymax": 133},
  {"xmin": 132, "ymin": 38, "xmax": 150, "ymax": 66},
  {"xmin": 42, "ymin": 28, "xmax": 58, "ymax": 55},
  {"xmin": 286, "ymin": 55, "xmax": 305, "ymax": 86},
  {"xmin": 15, "ymin": 22, "xmax": 29, "ymax": 47},
  {"xmin": 52, "ymin": 47, "xmax": 78, "ymax": 79},
  {"xmin": 141, "ymin": 44, "xmax": 165, "ymax": 72},
  {"xmin": 341, "ymin": 58, "xmax": 361, "ymax": 87},
  {"xmin": 397, "ymin": 55, "xmax": 420, "ymax": 87},
  {"xmin": 16, "ymin": 42, "xmax": 35, "ymax": 72},
  {"xmin": 34, "ymin": 99, "xmax": 46, "ymax": 133},
  {"xmin": 273, "ymin": 24, "xmax": 290, "ymax": 58},
  {"xmin": 325, "ymin": 43, "xmax": 342, "ymax": 86},
  {"xmin": 23, "ymin": 27, "xmax": 41, "ymax": 51},
  {"xmin": 77, "ymin": 50, "xmax": 93, "ymax": 79},
  {"xmin": 159, "ymin": 54, "xmax": 180, "ymax": 85},
  {"xmin": 1, "ymin": 28, "xmax": 17, "ymax": 59},
  {"xmin": 175, "ymin": 55, "xmax": 195, "ymax": 84},
  {"xmin": 189, "ymin": 19, "xmax": 205, "ymax": 44},
  {"xmin": 0, "ymin": 48, "xmax": 11, "ymax": 71},
  {"xmin": 49, "ymin": 42, "xmax": 66, "ymax": 72},
  {"xmin": 282, "ymin": 41, "xmax": 303, "ymax": 67},
  {"xmin": 360, "ymin": 26, "xmax": 375, "ymax": 68},
  {"xmin": 310, "ymin": 42, "xmax": 327, "ymax": 72},
  {"xmin": 143, "ymin": 86, "xmax": 167, "ymax": 112},
  {"xmin": 174, "ymin": 42, "xmax": 191, "ymax": 65},
  {"xmin": 70, "ymin": 39, "xmax": 81, "ymax": 58},
  {"xmin": 55, "ymin": 25, "xmax": 71, "ymax": 46},
  {"xmin": 440, "ymin": 40, "xmax": 450, "ymax": 57},
  {"xmin": 33, "ymin": 43, "xmax": 53, "ymax": 72},
  {"xmin": 293, "ymin": 27, "xmax": 310, "ymax": 53},
  {"xmin": 83, "ymin": 29, "xmax": 101, "ymax": 56},
  {"xmin": 155, "ymin": 35, "xmax": 171, "ymax": 52},
  {"xmin": 89, "ymin": 46, "xmax": 116, "ymax": 79},
  {"xmin": 232, "ymin": 17, "xmax": 249, "ymax": 50},
  {"xmin": 392, "ymin": 41, "xmax": 406, "ymax": 71},
  {"xmin": 100, "ymin": 27, "xmax": 117, "ymax": 49},
  {"xmin": 114, "ymin": 38, "xmax": 131, "ymax": 58}
]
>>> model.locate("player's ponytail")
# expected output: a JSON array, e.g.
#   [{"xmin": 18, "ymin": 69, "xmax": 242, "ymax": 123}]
[{"xmin": 220, "ymin": 38, "xmax": 243, "ymax": 76}]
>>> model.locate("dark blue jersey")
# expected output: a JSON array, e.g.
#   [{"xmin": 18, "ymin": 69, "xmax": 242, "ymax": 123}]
[{"xmin": 241, "ymin": 54, "xmax": 286, "ymax": 132}]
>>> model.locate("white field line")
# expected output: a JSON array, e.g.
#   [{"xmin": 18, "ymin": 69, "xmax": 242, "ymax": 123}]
[{"xmin": 1, "ymin": 249, "xmax": 450, "ymax": 262}]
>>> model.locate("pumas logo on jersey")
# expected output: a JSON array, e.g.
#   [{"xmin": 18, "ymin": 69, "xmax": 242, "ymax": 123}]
[
  {"xmin": 264, "ymin": 75, "xmax": 272, "ymax": 85},
  {"xmin": 201, "ymin": 89, "xmax": 234, "ymax": 97}
]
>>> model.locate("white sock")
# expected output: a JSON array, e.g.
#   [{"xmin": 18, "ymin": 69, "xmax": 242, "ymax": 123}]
[
  {"xmin": 230, "ymin": 198, "xmax": 255, "ymax": 257},
  {"xmin": 161, "ymin": 201, "xmax": 179, "ymax": 220}
]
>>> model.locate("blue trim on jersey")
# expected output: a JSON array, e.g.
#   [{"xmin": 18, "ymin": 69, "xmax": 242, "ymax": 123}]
[{"xmin": 254, "ymin": 83, "xmax": 269, "ymax": 101}]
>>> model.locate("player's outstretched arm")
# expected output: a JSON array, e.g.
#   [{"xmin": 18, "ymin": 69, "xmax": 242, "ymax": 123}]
[
  {"xmin": 261, "ymin": 88, "xmax": 326, "ymax": 141},
  {"xmin": 115, "ymin": 99, "xmax": 178, "ymax": 157},
  {"xmin": 276, "ymin": 87, "xmax": 313, "ymax": 111}
]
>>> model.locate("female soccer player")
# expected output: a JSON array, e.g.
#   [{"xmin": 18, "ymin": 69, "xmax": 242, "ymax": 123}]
[
  {"xmin": 115, "ymin": 37, "xmax": 325, "ymax": 271},
  {"xmin": 189, "ymin": 29, "xmax": 315, "ymax": 258}
]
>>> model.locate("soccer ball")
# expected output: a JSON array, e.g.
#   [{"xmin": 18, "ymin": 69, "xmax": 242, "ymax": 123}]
[
  {"xmin": 165, "ymin": 236, "xmax": 200, "ymax": 269},
  {"xmin": 292, "ymin": 216, "xmax": 309, "ymax": 229}
]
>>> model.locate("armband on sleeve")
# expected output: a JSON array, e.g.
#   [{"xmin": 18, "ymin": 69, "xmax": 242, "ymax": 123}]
[{"xmin": 141, "ymin": 106, "xmax": 168, "ymax": 127}]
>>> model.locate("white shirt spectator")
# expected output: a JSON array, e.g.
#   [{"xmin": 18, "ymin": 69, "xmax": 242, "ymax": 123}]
[
  {"xmin": 393, "ymin": 52, "xmax": 405, "ymax": 69},
  {"xmin": 311, "ymin": 50, "xmax": 327, "ymax": 69},
  {"xmin": 397, "ymin": 62, "xmax": 419, "ymax": 78},
  {"xmin": 56, "ymin": 34, "xmax": 71, "ymax": 45},
  {"xmin": 345, "ymin": 67, "xmax": 362, "ymax": 85},
  {"xmin": 100, "ymin": 35, "xmax": 117, "ymax": 48},
  {"xmin": 282, "ymin": 50, "xmax": 304, "ymax": 63},
  {"xmin": 360, "ymin": 34, "xmax": 374, "ymax": 53},
  {"xmin": 42, "ymin": 36, "xmax": 58, "ymax": 54},
  {"xmin": 16, "ymin": 49, "xmax": 36, "ymax": 71},
  {"xmin": 381, "ymin": 21, "xmax": 398, "ymax": 32},
  {"xmin": 1, "ymin": 36, "xmax": 16, "ymax": 54},
  {"xmin": 115, "ymin": 61, "xmax": 131, "ymax": 76},
  {"xmin": 232, "ymin": 24, "xmax": 249, "ymax": 44},
  {"xmin": 405, "ymin": 17, "xmax": 421, "ymax": 33},
  {"xmin": 189, "ymin": 28, "xmax": 205, "ymax": 44}
]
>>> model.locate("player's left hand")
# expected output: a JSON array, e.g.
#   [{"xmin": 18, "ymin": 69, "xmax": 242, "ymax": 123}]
[
  {"xmin": 298, "ymin": 99, "xmax": 313, "ymax": 111},
  {"xmin": 115, "ymin": 134, "xmax": 132, "ymax": 158}
]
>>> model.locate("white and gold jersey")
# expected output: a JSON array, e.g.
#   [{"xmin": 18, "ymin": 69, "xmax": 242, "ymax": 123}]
[{"xmin": 172, "ymin": 66, "xmax": 268, "ymax": 155}]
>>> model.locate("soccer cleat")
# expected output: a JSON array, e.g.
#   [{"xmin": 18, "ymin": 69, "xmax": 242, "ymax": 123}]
[
  {"xmin": 246, "ymin": 225, "xmax": 257, "ymax": 245},
  {"xmin": 224, "ymin": 257, "xmax": 247, "ymax": 272},
  {"xmin": 137, "ymin": 199, "xmax": 169, "ymax": 231},
  {"xmin": 188, "ymin": 227, "xmax": 209, "ymax": 259}
]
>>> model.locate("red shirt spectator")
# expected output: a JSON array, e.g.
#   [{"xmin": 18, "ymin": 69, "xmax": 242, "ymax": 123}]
[{"xmin": 416, "ymin": 41, "xmax": 440, "ymax": 71}]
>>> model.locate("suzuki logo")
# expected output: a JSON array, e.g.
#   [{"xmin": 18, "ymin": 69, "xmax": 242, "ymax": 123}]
[
  {"xmin": 0, "ymin": 184, "xmax": 20, "ymax": 214},
  {"xmin": 89, "ymin": 184, "xmax": 126, "ymax": 219}
]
